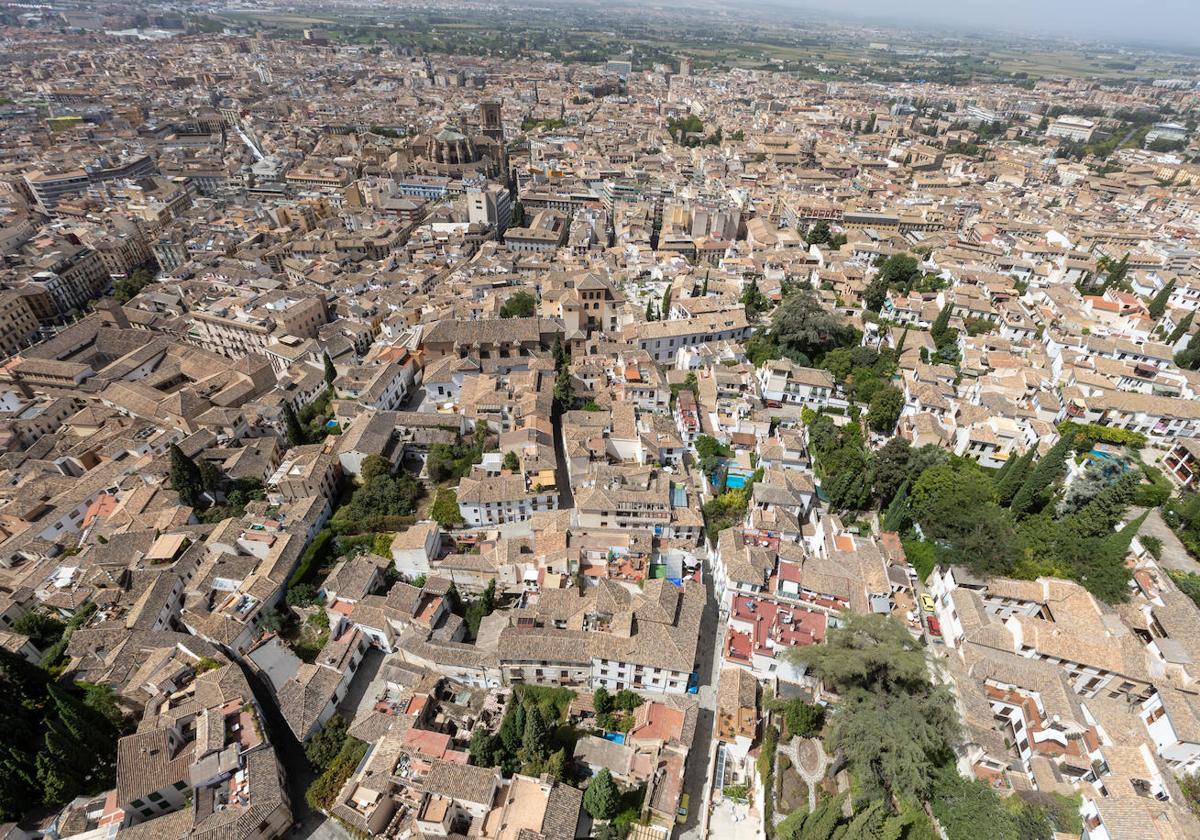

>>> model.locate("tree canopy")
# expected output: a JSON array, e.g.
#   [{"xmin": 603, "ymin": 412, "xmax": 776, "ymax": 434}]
[
  {"xmin": 789, "ymin": 614, "xmax": 958, "ymax": 804},
  {"xmin": 770, "ymin": 289, "xmax": 857, "ymax": 364},
  {"xmin": 500, "ymin": 291, "xmax": 536, "ymax": 318}
]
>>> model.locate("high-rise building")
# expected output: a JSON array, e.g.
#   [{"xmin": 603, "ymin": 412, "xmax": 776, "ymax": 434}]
[{"xmin": 467, "ymin": 184, "xmax": 513, "ymax": 237}]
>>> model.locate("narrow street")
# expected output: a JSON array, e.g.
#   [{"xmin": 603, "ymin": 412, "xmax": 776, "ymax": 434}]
[
  {"xmin": 678, "ymin": 468, "xmax": 726, "ymax": 840},
  {"xmin": 234, "ymin": 659, "xmax": 351, "ymax": 840}
]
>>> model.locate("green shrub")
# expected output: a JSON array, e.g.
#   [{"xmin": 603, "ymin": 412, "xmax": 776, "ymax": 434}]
[
  {"xmin": 1057, "ymin": 421, "xmax": 1146, "ymax": 450},
  {"xmin": 306, "ymin": 736, "xmax": 368, "ymax": 811}
]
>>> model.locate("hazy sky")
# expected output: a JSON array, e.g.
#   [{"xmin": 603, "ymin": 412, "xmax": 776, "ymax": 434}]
[{"xmin": 791, "ymin": 0, "xmax": 1200, "ymax": 47}]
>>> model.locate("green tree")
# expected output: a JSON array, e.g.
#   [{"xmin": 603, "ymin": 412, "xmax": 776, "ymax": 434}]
[
  {"xmin": 286, "ymin": 583, "xmax": 321, "ymax": 607},
  {"xmin": 305, "ymin": 715, "xmax": 349, "ymax": 768},
  {"xmin": 790, "ymin": 615, "xmax": 958, "ymax": 804},
  {"xmin": 863, "ymin": 272, "xmax": 890, "ymax": 312},
  {"xmin": 80, "ymin": 682, "xmax": 126, "ymax": 732},
  {"xmin": 502, "ymin": 451, "xmax": 520, "ymax": 472},
  {"xmin": 499, "ymin": 701, "xmax": 525, "ymax": 755},
  {"xmin": 661, "ymin": 284, "xmax": 673, "ymax": 317},
  {"xmin": 13, "ymin": 611, "xmax": 65, "ymax": 649},
  {"xmin": 464, "ymin": 578, "xmax": 496, "ymax": 640},
  {"xmin": 645, "ymin": 298, "xmax": 657, "ymax": 322},
  {"xmin": 583, "ymin": 768, "xmax": 619, "ymax": 820},
  {"xmin": 283, "ymin": 402, "xmax": 306, "ymax": 447},
  {"xmin": 594, "ymin": 687, "xmax": 612, "ymax": 715},
  {"xmin": 867, "ymin": 385, "xmax": 904, "ymax": 433},
  {"xmin": 911, "ymin": 462, "xmax": 1015, "ymax": 576},
  {"xmin": 1010, "ymin": 431, "xmax": 1075, "ymax": 517},
  {"xmin": 614, "ymin": 689, "xmax": 643, "ymax": 712},
  {"xmin": 323, "ymin": 351, "xmax": 337, "ymax": 386},
  {"xmin": 168, "ymin": 443, "xmax": 203, "ymax": 507},
  {"xmin": 741, "ymin": 279, "xmax": 770, "ymax": 317},
  {"xmin": 552, "ymin": 334, "xmax": 568, "ymax": 371},
  {"xmin": 338, "ymin": 472, "xmax": 424, "ymax": 530},
  {"xmin": 881, "ymin": 478, "xmax": 911, "ymax": 533},
  {"xmin": 781, "ymin": 699, "xmax": 824, "ymax": 738},
  {"xmin": 554, "ymin": 364, "xmax": 575, "ymax": 409},
  {"xmin": 112, "ymin": 268, "xmax": 156, "ymax": 303},
  {"xmin": 865, "ymin": 253, "xmax": 920, "ymax": 312},
  {"xmin": 361, "ymin": 453, "xmax": 392, "ymax": 483},
  {"xmin": 930, "ymin": 303, "xmax": 952, "ymax": 342},
  {"xmin": 36, "ymin": 684, "xmax": 118, "ymax": 806},
  {"xmin": 770, "ymin": 289, "xmax": 856, "ymax": 363},
  {"xmin": 0, "ymin": 650, "xmax": 47, "ymax": 820},
  {"xmin": 1102, "ymin": 252, "xmax": 1130, "ymax": 291},
  {"xmin": 694, "ymin": 434, "xmax": 732, "ymax": 476},
  {"xmin": 996, "ymin": 447, "xmax": 1036, "ymax": 506},
  {"xmin": 1176, "ymin": 329, "xmax": 1200, "ymax": 371},
  {"xmin": 500, "ymin": 291, "xmax": 536, "ymax": 318},
  {"xmin": 1148, "ymin": 281, "xmax": 1174, "ymax": 319},
  {"xmin": 1168, "ymin": 311, "xmax": 1193, "ymax": 345},
  {"xmin": 469, "ymin": 729, "xmax": 497, "ymax": 767},
  {"xmin": 806, "ymin": 220, "xmax": 832, "ymax": 245},
  {"xmin": 521, "ymin": 703, "xmax": 550, "ymax": 766},
  {"xmin": 257, "ymin": 608, "xmax": 284, "ymax": 633},
  {"xmin": 872, "ymin": 437, "xmax": 912, "ymax": 504},
  {"xmin": 543, "ymin": 748, "xmax": 568, "ymax": 782}
]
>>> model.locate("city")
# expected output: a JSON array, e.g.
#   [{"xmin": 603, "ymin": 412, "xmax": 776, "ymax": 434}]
[{"xmin": 1, "ymin": 2, "xmax": 1200, "ymax": 840}]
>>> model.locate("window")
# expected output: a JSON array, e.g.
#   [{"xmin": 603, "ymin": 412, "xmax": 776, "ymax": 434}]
[{"xmin": 148, "ymin": 792, "xmax": 164, "ymax": 802}]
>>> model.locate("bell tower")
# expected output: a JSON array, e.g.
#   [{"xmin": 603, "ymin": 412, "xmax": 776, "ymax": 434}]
[{"xmin": 480, "ymin": 100, "xmax": 503, "ymax": 142}]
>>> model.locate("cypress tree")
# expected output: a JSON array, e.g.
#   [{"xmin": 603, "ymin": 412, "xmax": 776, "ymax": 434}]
[
  {"xmin": 36, "ymin": 685, "xmax": 117, "ymax": 806},
  {"xmin": 930, "ymin": 303, "xmax": 951, "ymax": 342},
  {"xmin": 996, "ymin": 447, "xmax": 1036, "ymax": 507},
  {"xmin": 993, "ymin": 449, "xmax": 1015, "ymax": 483},
  {"xmin": 1108, "ymin": 509, "xmax": 1148, "ymax": 559},
  {"xmin": 323, "ymin": 351, "xmax": 337, "ymax": 385},
  {"xmin": 554, "ymin": 365, "xmax": 575, "ymax": 409},
  {"xmin": 521, "ymin": 704, "xmax": 549, "ymax": 764},
  {"xmin": 1010, "ymin": 431, "xmax": 1075, "ymax": 517},
  {"xmin": 701, "ymin": 274, "xmax": 709, "ymax": 297},
  {"xmin": 1148, "ymin": 281, "xmax": 1174, "ymax": 320},
  {"xmin": 168, "ymin": 443, "xmax": 203, "ymax": 507},
  {"xmin": 881, "ymin": 479, "xmax": 910, "ymax": 533},
  {"xmin": 552, "ymin": 335, "xmax": 567, "ymax": 371},
  {"xmin": 282, "ymin": 402, "xmax": 306, "ymax": 447},
  {"xmin": 1168, "ymin": 311, "xmax": 1193, "ymax": 345},
  {"xmin": 499, "ymin": 702, "xmax": 525, "ymax": 755},
  {"xmin": 645, "ymin": 298, "xmax": 656, "ymax": 321},
  {"xmin": 661, "ymin": 284, "xmax": 672, "ymax": 317}
]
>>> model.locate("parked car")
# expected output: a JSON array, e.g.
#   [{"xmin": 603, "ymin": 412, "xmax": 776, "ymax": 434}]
[
  {"xmin": 677, "ymin": 793, "xmax": 690, "ymax": 825},
  {"xmin": 927, "ymin": 616, "xmax": 941, "ymax": 637},
  {"xmin": 920, "ymin": 593, "xmax": 936, "ymax": 613}
]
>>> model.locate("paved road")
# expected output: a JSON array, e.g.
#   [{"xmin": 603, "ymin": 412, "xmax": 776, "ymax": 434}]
[
  {"xmin": 1125, "ymin": 507, "xmax": 1200, "ymax": 574},
  {"xmin": 678, "ymin": 538, "xmax": 723, "ymax": 840},
  {"xmin": 550, "ymin": 403, "xmax": 574, "ymax": 510}
]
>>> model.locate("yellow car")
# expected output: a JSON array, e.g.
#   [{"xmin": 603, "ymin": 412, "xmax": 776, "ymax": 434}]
[
  {"xmin": 676, "ymin": 794, "xmax": 690, "ymax": 825},
  {"xmin": 920, "ymin": 593, "xmax": 936, "ymax": 613}
]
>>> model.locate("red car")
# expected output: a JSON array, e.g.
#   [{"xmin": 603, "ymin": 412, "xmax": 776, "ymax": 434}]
[{"xmin": 927, "ymin": 616, "xmax": 941, "ymax": 637}]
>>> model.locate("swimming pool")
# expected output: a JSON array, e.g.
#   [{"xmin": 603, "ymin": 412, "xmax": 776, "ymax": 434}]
[{"xmin": 725, "ymin": 473, "xmax": 748, "ymax": 489}]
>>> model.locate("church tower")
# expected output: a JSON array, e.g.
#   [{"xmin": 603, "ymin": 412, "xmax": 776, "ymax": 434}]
[{"xmin": 480, "ymin": 100, "xmax": 503, "ymax": 142}]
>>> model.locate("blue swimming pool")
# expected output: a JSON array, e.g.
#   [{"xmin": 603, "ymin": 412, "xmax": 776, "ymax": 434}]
[
  {"xmin": 725, "ymin": 473, "xmax": 748, "ymax": 489},
  {"xmin": 603, "ymin": 732, "xmax": 626, "ymax": 745}
]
